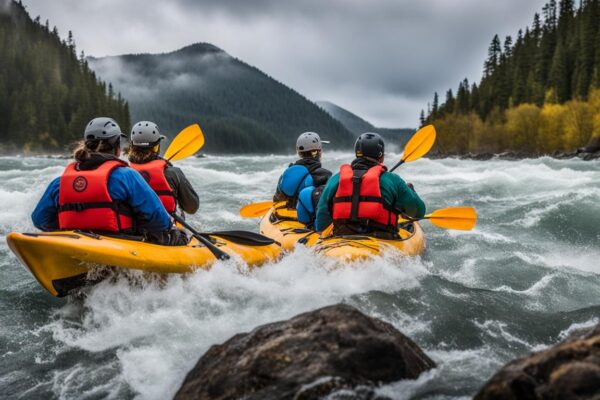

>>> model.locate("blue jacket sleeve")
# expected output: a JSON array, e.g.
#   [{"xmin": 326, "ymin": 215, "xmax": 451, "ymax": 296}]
[
  {"xmin": 31, "ymin": 177, "xmax": 60, "ymax": 231},
  {"xmin": 314, "ymin": 173, "xmax": 340, "ymax": 232},
  {"xmin": 108, "ymin": 168, "xmax": 172, "ymax": 233}
]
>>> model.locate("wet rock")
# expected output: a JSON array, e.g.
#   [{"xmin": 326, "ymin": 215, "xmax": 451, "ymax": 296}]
[
  {"xmin": 583, "ymin": 135, "xmax": 600, "ymax": 153},
  {"xmin": 175, "ymin": 304, "xmax": 435, "ymax": 400},
  {"xmin": 475, "ymin": 323, "xmax": 600, "ymax": 400},
  {"xmin": 460, "ymin": 152, "xmax": 494, "ymax": 161},
  {"xmin": 579, "ymin": 151, "xmax": 600, "ymax": 161}
]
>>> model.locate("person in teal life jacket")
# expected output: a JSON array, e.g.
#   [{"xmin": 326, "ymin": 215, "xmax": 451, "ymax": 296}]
[
  {"xmin": 127, "ymin": 121, "xmax": 199, "ymax": 218},
  {"xmin": 273, "ymin": 132, "xmax": 332, "ymax": 228},
  {"xmin": 31, "ymin": 117, "xmax": 188, "ymax": 246},
  {"xmin": 315, "ymin": 132, "xmax": 426, "ymax": 238}
]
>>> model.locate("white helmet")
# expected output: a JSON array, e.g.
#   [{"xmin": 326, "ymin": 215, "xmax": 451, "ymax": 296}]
[
  {"xmin": 296, "ymin": 132, "xmax": 329, "ymax": 154},
  {"xmin": 130, "ymin": 121, "xmax": 166, "ymax": 148}
]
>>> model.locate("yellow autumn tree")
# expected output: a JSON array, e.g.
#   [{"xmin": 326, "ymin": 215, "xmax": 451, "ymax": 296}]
[
  {"xmin": 505, "ymin": 104, "xmax": 542, "ymax": 152},
  {"xmin": 539, "ymin": 103, "xmax": 568, "ymax": 152},
  {"xmin": 563, "ymin": 100, "xmax": 593, "ymax": 149}
]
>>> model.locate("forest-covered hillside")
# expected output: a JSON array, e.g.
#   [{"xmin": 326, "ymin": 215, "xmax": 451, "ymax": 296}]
[
  {"xmin": 89, "ymin": 45, "xmax": 353, "ymax": 153},
  {"xmin": 423, "ymin": 0, "xmax": 600, "ymax": 154},
  {"xmin": 0, "ymin": 0, "xmax": 129, "ymax": 152}
]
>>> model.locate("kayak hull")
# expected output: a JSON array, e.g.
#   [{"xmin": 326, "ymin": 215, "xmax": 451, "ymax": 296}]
[
  {"xmin": 259, "ymin": 207, "xmax": 425, "ymax": 260},
  {"xmin": 7, "ymin": 231, "xmax": 281, "ymax": 297},
  {"xmin": 310, "ymin": 222, "xmax": 425, "ymax": 261}
]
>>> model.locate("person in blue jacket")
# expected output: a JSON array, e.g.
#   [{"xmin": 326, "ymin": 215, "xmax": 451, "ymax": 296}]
[
  {"xmin": 32, "ymin": 117, "xmax": 187, "ymax": 245},
  {"xmin": 273, "ymin": 132, "xmax": 332, "ymax": 226}
]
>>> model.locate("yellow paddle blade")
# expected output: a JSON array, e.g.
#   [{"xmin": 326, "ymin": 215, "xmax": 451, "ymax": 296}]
[
  {"xmin": 164, "ymin": 124, "xmax": 205, "ymax": 161},
  {"xmin": 239, "ymin": 201, "xmax": 277, "ymax": 218},
  {"xmin": 321, "ymin": 224, "xmax": 334, "ymax": 237},
  {"xmin": 401, "ymin": 125, "xmax": 436, "ymax": 163},
  {"xmin": 426, "ymin": 207, "xmax": 477, "ymax": 230}
]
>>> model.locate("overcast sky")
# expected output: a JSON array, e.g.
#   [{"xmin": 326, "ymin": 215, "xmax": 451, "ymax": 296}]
[{"xmin": 22, "ymin": 0, "xmax": 547, "ymax": 127}]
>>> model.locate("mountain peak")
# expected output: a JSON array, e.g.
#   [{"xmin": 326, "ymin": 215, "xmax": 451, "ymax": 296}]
[{"xmin": 174, "ymin": 42, "xmax": 225, "ymax": 56}]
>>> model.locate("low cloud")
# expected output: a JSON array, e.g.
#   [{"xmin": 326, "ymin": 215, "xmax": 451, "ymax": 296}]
[{"xmin": 23, "ymin": 0, "xmax": 547, "ymax": 127}]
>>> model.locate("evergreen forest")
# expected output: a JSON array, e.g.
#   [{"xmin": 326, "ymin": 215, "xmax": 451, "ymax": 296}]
[
  {"xmin": 423, "ymin": 0, "xmax": 600, "ymax": 154},
  {"xmin": 0, "ymin": 1, "xmax": 129, "ymax": 153}
]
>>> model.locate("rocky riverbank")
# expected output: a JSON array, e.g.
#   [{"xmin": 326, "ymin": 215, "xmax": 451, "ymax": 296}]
[{"xmin": 429, "ymin": 136, "xmax": 600, "ymax": 161}]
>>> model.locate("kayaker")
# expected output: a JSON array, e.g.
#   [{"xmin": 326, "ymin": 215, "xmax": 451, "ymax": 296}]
[
  {"xmin": 127, "ymin": 121, "xmax": 199, "ymax": 218},
  {"xmin": 31, "ymin": 117, "xmax": 187, "ymax": 245},
  {"xmin": 314, "ymin": 132, "xmax": 425, "ymax": 238},
  {"xmin": 273, "ymin": 132, "xmax": 331, "ymax": 224}
]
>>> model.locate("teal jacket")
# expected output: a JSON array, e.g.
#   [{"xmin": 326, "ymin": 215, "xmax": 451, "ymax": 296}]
[{"xmin": 314, "ymin": 164, "xmax": 426, "ymax": 232}]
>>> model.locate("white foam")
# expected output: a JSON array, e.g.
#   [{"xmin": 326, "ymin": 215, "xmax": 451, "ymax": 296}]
[{"xmin": 44, "ymin": 249, "xmax": 430, "ymax": 399}]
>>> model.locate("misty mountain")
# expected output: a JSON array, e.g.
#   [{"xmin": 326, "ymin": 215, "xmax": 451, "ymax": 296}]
[
  {"xmin": 88, "ymin": 44, "xmax": 353, "ymax": 153},
  {"xmin": 316, "ymin": 101, "xmax": 414, "ymax": 150},
  {"xmin": 316, "ymin": 101, "xmax": 375, "ymax": 134}
]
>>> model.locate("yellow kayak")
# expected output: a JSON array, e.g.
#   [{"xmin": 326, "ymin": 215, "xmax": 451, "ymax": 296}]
[
  {"xmin": 7, "ymin": 230, "xmax": 282, "ymax": 297},
  {"xmin": 306, "ymin": 222, "xmax": 425, "ymax": 261},
  {"xmin": 259, "ymin": 206, "xmax": 426, "ymax": 260},
  {"xmin": 259, "ymin": 207, "xmax": 319, "ymax": 251}
]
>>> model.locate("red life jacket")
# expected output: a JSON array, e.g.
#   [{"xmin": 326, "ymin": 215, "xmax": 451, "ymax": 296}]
[
  {"xmin": 58, "ymin": 160, "xmax": 133, "ymax": 232},
  {"xmin": 129, "ymin": 159, "xmax": 176, "ymax": 213},
  {"xmin": 332, "ymin": 164, "xmax": 398, "ymax": 230}
]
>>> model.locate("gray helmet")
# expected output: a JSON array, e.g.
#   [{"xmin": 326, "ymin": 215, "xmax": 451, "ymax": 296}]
[
  {"xmin": 296, "ymin": 132, "xmax": 329, "ymax": 153},
  {"xmin": 84, "ymin": 117, "xmax": 125, "ymax": 142},
  {"xmin": 130, "ymin": 121, "xmax": 166, "ymax": 147}
]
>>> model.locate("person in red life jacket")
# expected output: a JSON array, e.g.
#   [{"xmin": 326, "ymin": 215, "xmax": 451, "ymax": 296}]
[
  {"xmin": 31, "ymin": 117, "xmax": 187, "ymax": 246},
  {"xmin": 126, "ymin": 121, "xmax": 199, "ymax": 218},
  {"xmin": 314, "ymin": 132, "xmax": 426, "ymax": 238}
]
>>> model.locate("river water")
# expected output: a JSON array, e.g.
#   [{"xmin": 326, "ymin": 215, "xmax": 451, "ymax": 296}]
[{"xmin": 0, "ymin": 153, "xmax": 599, "ymax": 399}]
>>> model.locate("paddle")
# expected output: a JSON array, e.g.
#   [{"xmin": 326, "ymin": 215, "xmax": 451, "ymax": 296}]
[
  {"xmin": 164, "ymin": 124, "xmax": 205, "ymax": 161},
  {"xmin": 389, "ymin": 125, "xmax": 436, "ymax": 172},
  {"xmin": 398, "ymin": 207, "xmax": 477, "ymax": 231},
  {"xmin": 204, "ymin": 230, "xmax": 276, "ymax": 246},
  {"xmin": 160, "ymin": 124, "xmax": 271, "ymax": 251},
  {"xmin": 171, "ymin": 213, "xmax": 230, "ymax": 260},
  {"xmin": 239, "ymin": 201, "xmax": 286, "ymax": 218}
]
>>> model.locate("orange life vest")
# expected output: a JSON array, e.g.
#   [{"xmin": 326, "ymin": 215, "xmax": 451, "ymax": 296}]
[
  {"xmin": 58, "ymin": 160, "xmax": 133, "ymax": 232},
  {"xmin": 332, "ymin": 164, "xmax": 398, "ymax": 230},
  {"xmin": 130, "ymin": 159, "xmax": 176, "ymax": 213}
]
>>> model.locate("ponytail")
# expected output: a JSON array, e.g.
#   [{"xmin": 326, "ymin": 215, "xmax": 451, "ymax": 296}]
[{"xmin": 72, "ymin": 139, "xmax": 118, "ymax": 162}]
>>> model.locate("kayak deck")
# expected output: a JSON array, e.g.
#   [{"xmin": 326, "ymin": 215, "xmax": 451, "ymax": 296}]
[
  {"xmin": 259, "ymin": 206, "xmax": 425, "ymax": 260},
  {"xmin": 7, "ymin": 230, "xmax": 282, "ymax": 297},
  {"xmin": 259, "ymin": 207, "xmax": 318, "ymax": 251},
  {"xmin": 309, "ymin": 222, "xmax": 425, "ymax": 261}
]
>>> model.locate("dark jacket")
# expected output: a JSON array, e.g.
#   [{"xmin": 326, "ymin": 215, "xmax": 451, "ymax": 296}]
[
  {"xmin": 164, "ymin": 165, "xmax": 200, "ymax": 214},
  {"xmin": 273, "ymin": 158, "xmax": 332, "ymax": 202}
]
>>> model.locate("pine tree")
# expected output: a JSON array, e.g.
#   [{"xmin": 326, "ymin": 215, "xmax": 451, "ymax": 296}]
[
  {"xmin": 432, "ymin": 92, "xmax": 439, "ymax": 119},
  {"xmin": 484, "ymin": 35, "xmax": 502, "ymax": 77}
]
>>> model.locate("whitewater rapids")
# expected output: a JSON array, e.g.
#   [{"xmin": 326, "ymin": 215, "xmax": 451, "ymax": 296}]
[{"xmin": 0, "ymin": 153, "xmax": 598, "ymax": 399}]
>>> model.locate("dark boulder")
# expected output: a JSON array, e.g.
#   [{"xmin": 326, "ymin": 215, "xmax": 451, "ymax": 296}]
[
  {"xmin": 175, "ymin": 304, "xmax": 435, "ymax": 400},
  {"xmin": 583, "ymin": 135, "xmax": 600, "ymax": 153},
  {"xmin": 475, "ymin": 323, "xmax": 600, "ymax": 400}
]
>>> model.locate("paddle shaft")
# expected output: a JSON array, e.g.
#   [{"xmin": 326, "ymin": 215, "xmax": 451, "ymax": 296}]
[
  {"xmin": 171, "ymin": 214, "xmax": 231, "ymax": 261},
  {"xmin": 389, "ymin": 159, "xmax": 404, "ymax": 172}
]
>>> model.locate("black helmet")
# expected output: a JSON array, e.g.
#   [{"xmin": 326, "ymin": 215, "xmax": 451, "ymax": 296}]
[{"xmin": 355, "ymin": 132, "xmax": 384, "ymax": 160}]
